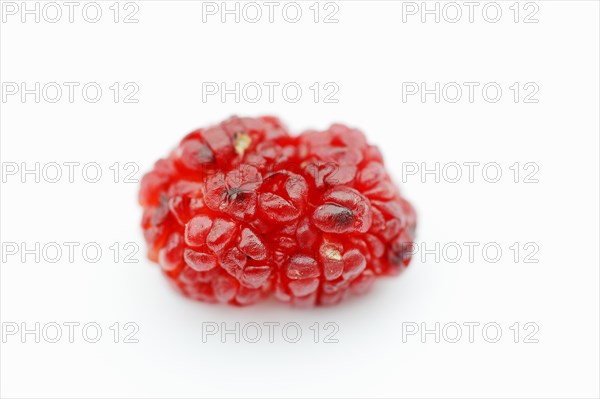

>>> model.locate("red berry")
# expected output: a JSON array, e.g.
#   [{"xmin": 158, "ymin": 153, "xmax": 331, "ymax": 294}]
[{"xmin": 139, "ymin": 116, "xmax": 417, "ymax": 306}]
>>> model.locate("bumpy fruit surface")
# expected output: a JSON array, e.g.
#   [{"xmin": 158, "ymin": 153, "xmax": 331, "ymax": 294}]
[{"xmin": 139, "ymin": 116, "xmax": 416, "ymax": 306}]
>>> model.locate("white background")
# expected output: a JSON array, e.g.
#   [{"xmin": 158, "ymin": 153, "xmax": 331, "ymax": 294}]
[{"xmin": 1, "ymin": 1, "xmax": 599, "ymax": 398}]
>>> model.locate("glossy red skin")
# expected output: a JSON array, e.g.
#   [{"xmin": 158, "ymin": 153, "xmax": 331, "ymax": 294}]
[{"xmin": 139, "ymin": 116, "xmax": 416, "ymax": 306}]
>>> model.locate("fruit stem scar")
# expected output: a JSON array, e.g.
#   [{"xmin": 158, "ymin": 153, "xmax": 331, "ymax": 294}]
[
  {"xmin": 234, "ymin": 131, "xmax": 251, "ymax": 155},
  {"xmin": 324, "ymin": 247, "xmax": 342, "ymax": 261}
]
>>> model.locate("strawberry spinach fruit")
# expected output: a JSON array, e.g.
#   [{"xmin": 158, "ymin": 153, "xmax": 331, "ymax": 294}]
[{"xmin": 140, "ymin": 116, "xmax": 416, "ymax": 306}]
